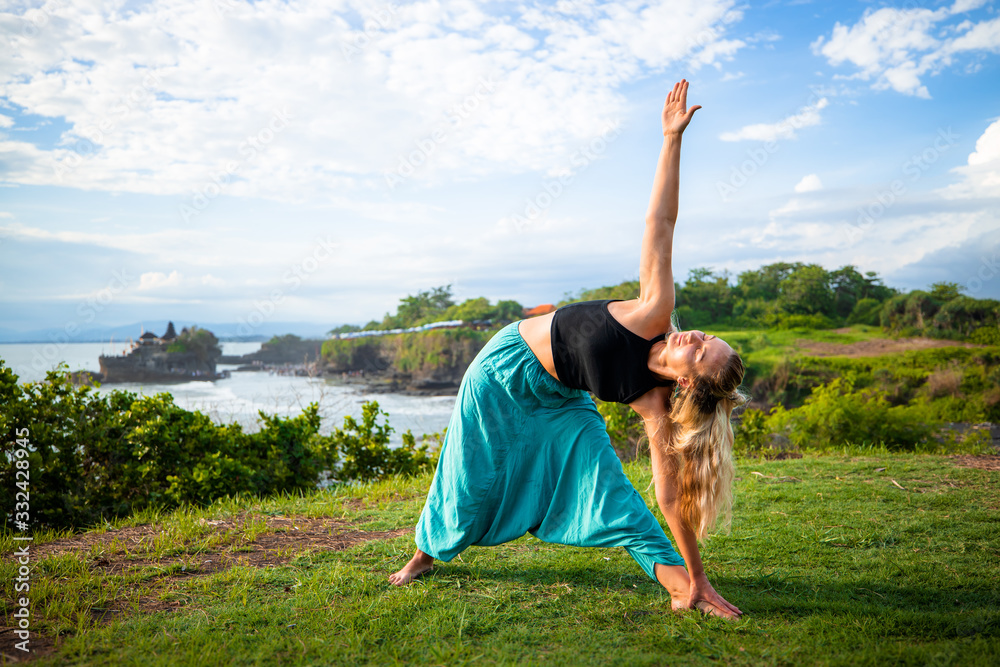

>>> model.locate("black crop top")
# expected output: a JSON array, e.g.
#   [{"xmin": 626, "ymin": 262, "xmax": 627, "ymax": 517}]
[{"xmin": 550, "ymin": 300, "xmax": 668, "ymax": 404}]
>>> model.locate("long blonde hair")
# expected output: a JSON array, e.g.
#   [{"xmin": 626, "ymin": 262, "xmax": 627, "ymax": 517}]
[{"xmin": 657, "ymin": 352, "xmax": 747, "ymax": 539}]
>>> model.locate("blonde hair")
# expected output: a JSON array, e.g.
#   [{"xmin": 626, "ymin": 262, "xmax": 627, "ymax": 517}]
[{"xmin": 657, "ymin": 352, "xmax": 747, "ymax": 540}]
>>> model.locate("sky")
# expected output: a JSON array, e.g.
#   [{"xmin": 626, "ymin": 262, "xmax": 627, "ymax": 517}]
[{"xmin": 1, "ymin": 0, "xmax": 999, "ymax": 337}]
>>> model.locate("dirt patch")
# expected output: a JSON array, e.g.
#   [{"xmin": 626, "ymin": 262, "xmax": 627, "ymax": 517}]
[
  {"xmin": 0, "ymin": 514, "xmax": 409, "ymax": 662},
  {"xmin": 951, "ymin": 455, "xmax": 1000, "ymax": 471},
  {"xmin": 0, "ymin": 630, "xmax": 57, "ymax": 664},
  {"xmin": 14, "ymin": 514, "xmax": 409, "ymax": 576},
  {"xmin": 796, "ymin": 337, "xmax": 979, "ymax": 358}
]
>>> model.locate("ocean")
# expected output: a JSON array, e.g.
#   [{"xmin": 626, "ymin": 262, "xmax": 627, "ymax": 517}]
[{"xmin": 0, "ymin": 341, "xmax": 456, "ymax": 442}]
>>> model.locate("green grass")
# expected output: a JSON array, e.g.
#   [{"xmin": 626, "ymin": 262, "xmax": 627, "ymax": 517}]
[{"xmin": 3, "ymin": 455, "xmax": 998, "ymax": 666}]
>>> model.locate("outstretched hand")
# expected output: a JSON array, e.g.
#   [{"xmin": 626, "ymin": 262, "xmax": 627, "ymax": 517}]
[
  {"xmin": 661, "ymin": 79, "xmax": 701, "ymax": 136},
  {"xmin": 688, "ymin": 574, "xmax": 743, "ymax": 620}
]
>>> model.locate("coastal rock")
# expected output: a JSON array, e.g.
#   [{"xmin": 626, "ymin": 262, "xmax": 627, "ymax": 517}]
[{"xmin": 99, "ymin": 323, "xmax": 226, "ymax": 383}]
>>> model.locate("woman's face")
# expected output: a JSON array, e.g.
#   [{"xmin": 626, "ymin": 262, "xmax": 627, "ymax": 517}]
[{"xmin": 651, "ymin": 330, "xmax": 732, "ymax": 386}]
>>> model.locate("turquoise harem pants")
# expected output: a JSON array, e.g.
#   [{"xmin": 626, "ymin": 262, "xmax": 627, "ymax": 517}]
[{"xmin": 414, "ymin": 322, "xmax": 685, "ymax": 582}]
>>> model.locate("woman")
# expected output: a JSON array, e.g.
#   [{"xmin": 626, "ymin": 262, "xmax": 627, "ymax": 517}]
[{"xmin": 390, "ymin": 80, "xmax": 746, "ymax": 620}]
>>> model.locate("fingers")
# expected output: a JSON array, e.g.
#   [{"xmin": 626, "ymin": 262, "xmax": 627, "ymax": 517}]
[
  {"xmin": 667, "ymin": 79, "xmax": 685, "ymax": 104},
  {"xmin": 694, "ymin": 599, "xmax": 739, "ymax": 620},
  {"xmin": 713, "ymin": 592, "xmax": 742, "ymax": 617}
]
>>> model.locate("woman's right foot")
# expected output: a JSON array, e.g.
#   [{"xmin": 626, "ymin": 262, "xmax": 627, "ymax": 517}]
[{"xmin": 389, "ymin": 549, "xmax": 434, "ymax": 586}]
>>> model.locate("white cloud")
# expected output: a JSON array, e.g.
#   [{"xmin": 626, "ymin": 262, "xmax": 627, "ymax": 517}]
[
  {"xmin": 0, "ymin": 0, "xmax": 747, "ymax": 199},
  {"xmin": 138, "ymin": 271, "xmax": 183, "ymax": 291},
  {"xmin": 941, "ymin": 117, "xmax": 1000, "ymax": 199},
  {"xmin": 812, "ymin": 4, "xmax": 1000, "ymax": 98},
  {"xmin": 949, "ymin": 0, "xmax": 990, "ymax": 15},
  {"xmin": 719, "ymin": 98, "xmax": 828, "ymax": 142},
  {"xmin": 794, "ymin": 173, "xmax": 823, "ymax": 192}
]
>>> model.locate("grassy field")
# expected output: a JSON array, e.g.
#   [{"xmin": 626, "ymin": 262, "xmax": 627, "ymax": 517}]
[{"xmin": 2, "ymin": 453, "xmax": 999, "ymax": 666}]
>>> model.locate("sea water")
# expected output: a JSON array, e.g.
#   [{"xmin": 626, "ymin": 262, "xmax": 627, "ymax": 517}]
[{"xmin": 0, "ymin": 341, "xmax": 455, "ymax": 442}]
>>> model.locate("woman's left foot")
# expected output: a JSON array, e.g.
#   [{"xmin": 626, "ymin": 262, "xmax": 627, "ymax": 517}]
[{"xmin": 389, "ymin": 550, "xmax": 434, "ymax": 586}]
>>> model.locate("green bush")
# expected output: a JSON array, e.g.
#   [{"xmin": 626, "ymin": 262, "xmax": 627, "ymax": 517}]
[
  {"xmin": 332, "ymin": 401, "xmax": 437, "ymax": 483},
  {"xmin": 595, "ymin": 399, "xmax": 646, "ymax": 458},
  {"xmin": 971, "ymin": 325, "xmax": 1000, "ymax": 346},
  {"xmin": 766, "ymin": 376, "xmax": 934, "ymax": 451},
  {"xmin": 0, "ymin": 361, "xmax": 436, "ymax": 530},
  {"xmin": 732, "ymin": 408, "xmax": 770, "ymax": 458}
]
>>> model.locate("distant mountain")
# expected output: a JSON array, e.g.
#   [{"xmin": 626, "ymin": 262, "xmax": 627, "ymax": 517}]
[{"xmin": 0, "ymin": 321, "xmax": 337, "ymax": 344}]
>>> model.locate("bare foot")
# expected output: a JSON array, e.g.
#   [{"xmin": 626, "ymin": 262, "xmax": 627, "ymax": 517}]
[{"xmin": 389, "ymin": 549, "xmax": 434, "ymax": 586}]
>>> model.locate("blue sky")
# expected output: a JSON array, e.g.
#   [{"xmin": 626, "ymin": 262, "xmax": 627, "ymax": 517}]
[{"xmin": 1, "ymin": 0, "xmax": 999, "ymax": 336}]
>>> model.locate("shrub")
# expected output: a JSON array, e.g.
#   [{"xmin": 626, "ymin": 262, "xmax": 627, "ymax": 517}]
[
  {"xmin": 847, "ymin": 298, "xmax": 882, "ymax": 326},
  {"xmin": 732, "ymin": 408, "xmax": 770, "ymax": 458},
  {"xmin": 595, "ymin": 400, "xmax": 647, "ymax": 459},
  {"xmin": 925, "ymin": 365, "xmax": 964, "ymax": 399},
  {"xmin": 767, "ymin": 376, "xmax": 935, "ymax": 451},
  {"xmin": 971, "ymin": 325, "xmax": 1000, "ymax": 346},
  {"xmin": 0, "ymin": 361, "xmax": 436, "ymax": 530},
  {"xmin": 332, "ymin": 401, "xmax": 437, "ymax": 483}
]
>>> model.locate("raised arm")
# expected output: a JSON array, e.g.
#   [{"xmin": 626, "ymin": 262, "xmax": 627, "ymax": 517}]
[{"xmin": 638, "ymin": 80, "xmax": 701, "ymax": 330}]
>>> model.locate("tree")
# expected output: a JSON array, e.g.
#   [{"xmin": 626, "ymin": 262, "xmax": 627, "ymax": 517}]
[
  {"xmin": 396, "ymin": 285, "xmax": 455, "ymax": 326},
  {"xmin": 929, "ymin": 282, "xmax": 964, "ymax": 303},
  {"xmin": 675, "ymin": 268, "xmax": 734, "ymax": 326},
  {"xmin": 829, "ymin": 266, "xmax": 868, "ymax": 320},
  {"xmin": 494, "ymin": 300, "xmax": 524, "ymax": 323},
  {"xmin": 736, "ymin": 262, "xmax": 800, "ymax": 303},
  {"xmin": 778, "ymin": 264, "xmax": 834, "ymax": 317},
  {"xmin": 169, "ymin": 326, "xmax": 222, "ymax": 364},
  {"xmin": 447, "ymin": 297, "xmax": 493, "ymax": 322},
  {"xmin": 861, "ymin": 271, "xmax": 896, "ymax": 302}
]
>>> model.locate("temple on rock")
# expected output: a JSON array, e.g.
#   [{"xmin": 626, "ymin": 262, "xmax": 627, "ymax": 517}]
[{"xmin": 98, "ymin": 322, "xmax": 227, "ymax": 383}]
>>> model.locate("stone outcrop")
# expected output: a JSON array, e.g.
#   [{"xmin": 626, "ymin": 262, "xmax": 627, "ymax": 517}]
[{"xmin": 98, "ymin": 323, "xmax": 225, "ymax": 384}]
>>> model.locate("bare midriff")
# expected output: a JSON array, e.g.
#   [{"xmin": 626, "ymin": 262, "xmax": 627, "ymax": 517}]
[{"xmin": 517, "ymin": 312, "xmax": 559, "ymax": 380}]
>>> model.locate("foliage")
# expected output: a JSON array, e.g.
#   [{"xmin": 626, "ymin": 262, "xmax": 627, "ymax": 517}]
[
  {"xmin": 322, "ymin": 328, "xmax": 493, "ymax": 374},
  {"xmin": 765, "ymin": 376, "xmax": 936, "ymax": 451},
  {"xmin": 732, "ymin": 408, "xmax": 770, "ymax": 458},
  {"xmin": 364, "ymin": 285, "xmax": 523, "ymax": 330},
  {"xmin": 971, "ymin": 325, "xmax": 1000, "ymax": 346},
  {"xmin": 331, "ymin": 401, "xmax": 438, "ymax": 483},
  {"xmin": 595, "ymin": 399, "xmax": 647, "ymax": 457},
  {"xmin": 263, "ymin": 333, "xmax": 302, "ymax": 349},
  {"xmin": 559, "ymin": 280, "xmax": 640, "ymax": 305},
  {"xmin": 390, "ymin": 328, "xmax": 492, "ymax": 373},
  {"xmin": 164, "ymin": 326, "xmax": 222, "ymax": 363},
  {"xmin": 320, "ymin": 339, "xmax": 388, "ymax": 372},
  {"xmin": 328, "ymin": 323, "xmax": 361, "ymax": 335},
  {"xmin": 0, "ymin": 362, "xmax": 435, "ymax": 530},
  {"xmin": 562, "ymin": 264, "xmax": 994, "ymax": 339},
  {"xmin": 617, "ymin": 263, "xmax": 901, "ymax": 330}
]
